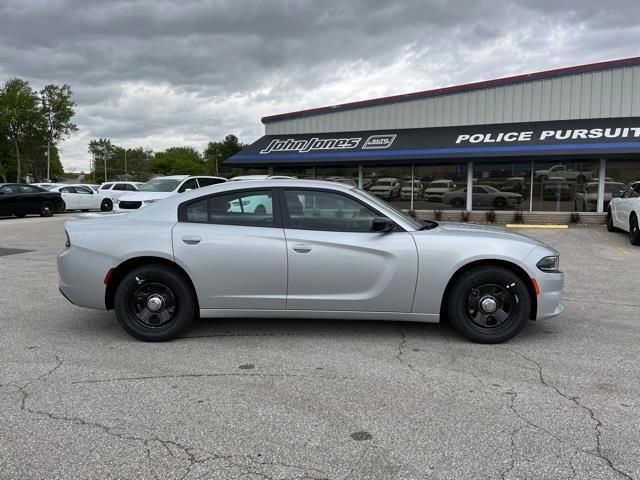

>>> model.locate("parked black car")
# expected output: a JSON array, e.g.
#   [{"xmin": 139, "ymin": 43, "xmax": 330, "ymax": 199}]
[{"xmin": 0, "ymin": 183, "xmax": 65, "ymax": 218}]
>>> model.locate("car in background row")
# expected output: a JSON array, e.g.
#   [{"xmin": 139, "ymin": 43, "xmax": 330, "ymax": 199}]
[
  {"xmin": 97, "ymin": 181, "xmax": 144, "ymax": 211},
  {"xmin": 0, "ymin": 183, "xmax": 64, "ymax": 217},
  {"xmin": 32, "ymin": 182, "xmax": 61, "ymax": 190},
  {"xmin": 535, "ymin": 164, "xmax": 593, "ymax": 183},
  {"xmin": 400, "ymin": 180, "xmax": 424, "ymax": 200},
  {"xmin": 423, "ymin": 180, "xmax": 457, "ymax": 201},
  {"xmin": 574, "ymin": 181, "xmax": 626, "ymax": 212},
  {"xmin": 48, "ymin": 184, "xmax": 102, "ymax": 212},
  {"xmin": 368, "ymin": 177, "xmax": 402, "ymax": 199},
  {"xmin": 442, "ymin": 186, "xmax": 523, "ymax": 209},
  {"xmin": 115, "ymin": 175, "xmax": 227, "ymax": 211},
  {"xmin": 608, "ymin": 181, "xmax": 640, "ymax": 245},
  {"xmin": 542, "ymin": 177, "xmax": 571, "ymax": 201}
]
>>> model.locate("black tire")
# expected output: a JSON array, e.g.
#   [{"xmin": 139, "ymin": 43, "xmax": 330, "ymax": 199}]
[
  {"xmin": 446, "ymin": 266, "xmax": 531, "ymax": 344},
  {"xmin": 493, "ymin": 197, "xmax": 507, "ymax": 209},
  {"xmin": 606, "ymin": 208, "xmax": 619, "ymax": 232},
  {"xmin": 114, "ymin": 264, "xmax": 196, "ymax": 341},
  {"xmin": 629, "ymin": 214, "xmax": 640, "ymax": 246},
  {"xmin": 450, "ymin": 197, "xmax": 465, "ymax": 208},
  {"xmin": 101, "ymin": 199, "xmax": 113, "ymax": 212},
  {"xmin": 40, "ymin": 201, "xmax": 54, "ymax": 217}
]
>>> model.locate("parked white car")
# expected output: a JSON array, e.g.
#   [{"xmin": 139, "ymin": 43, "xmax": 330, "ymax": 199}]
[
  {"xmin": 368, "ymin": 177, "xmax": 402, "ymax": 199},
  {"xmin": 97, "ymin": 181, "xmax": 144, "ymax": 211},
  {"xmin": 31, "ymin": 183, "xmax": 61, "ymax": 190},
  {"xmin": 574, "ymin": 181, "xmax": 625, "ymax": 212},
  {"xmin": 49, "ymin": 184, "xmax": 102, "ymax": 211},
  {"xmin": 607, "ymin": 181, "xmax": 640, "ymax": 245},
  {"xmin": 115, "ymin": 175, "xmax": 226, "ymax": 211},
  {"xmin": 535, "ymin": 164, "xmax": 592, "ymax": 183},
  {"xmin": 423, "ymin": 180, "xmax": 457, "ymax": 201}
]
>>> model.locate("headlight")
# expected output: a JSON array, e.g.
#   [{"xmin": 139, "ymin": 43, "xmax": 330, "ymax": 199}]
[{"xmin": 537, "ymin": 255, "xmax": 559, "ymax": 273}]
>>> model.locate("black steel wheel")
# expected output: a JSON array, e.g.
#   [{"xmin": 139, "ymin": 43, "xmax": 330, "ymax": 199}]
[
  {"xmin": 40, "ymin": 201, "xmax": 54, "ymax": 217},
  {"xmin": 101, "ymin": 198, "xmax": 113, "ymax": 211},
  {"xmin": 630, "ymin": 214, "xmax": 640, "ymax": 246},
  {"xmin": 114, "ymin": 264, "xmax": 196, "ymax": 341},
  {"xmin": 447, "ymin": 266, "xmax": 531, "ymax": 343}
]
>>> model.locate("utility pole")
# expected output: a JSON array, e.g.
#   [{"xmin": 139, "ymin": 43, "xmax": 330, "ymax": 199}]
[
  {"xmin": 103, "ymin": 151, "xmax": 107, "ymax": 182},
  {"xmin": 124, "ymin": 149, "xmax": 127, "ymax": 180},
  {"xmin": 92, "ymin": 152, "xmax": 95, "ymax": 183}
]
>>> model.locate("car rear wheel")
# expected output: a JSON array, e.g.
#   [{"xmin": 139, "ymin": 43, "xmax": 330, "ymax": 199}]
[
  {"xmin": 629, "ymin": 214, "xmax": 640, "ymax": 246},
  {"xmin": 40, "ymin": 201, "xmax": 54, "ymax": 217},
  {"xmin": 450, "ymin": 197, "xmax": 465, "ymax": 208},
  {"xmin": 606, "ymin": 208, "xmax": 619, "ymax": 232},
  {"xmin": 101, "ymin": 199, "xmax": 113, "ymax": 211},
  {"xmin": 114, "ymin": 264, "xmax": 197, "ymax": 341},
  {"xmin": 493, "ymin": 197, "xmax": 507, "ymax": 209},
  {"xmin": 446, "ymin": 266, "xmax": 531, "ymax": 343}
]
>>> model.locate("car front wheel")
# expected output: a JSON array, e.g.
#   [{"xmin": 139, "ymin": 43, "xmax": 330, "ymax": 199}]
[
  {"xmin": 114, "ymin": 264, "xmax": 197, "ymax": 341},
  {"xmin": 606, "ymin": 208, "xmax": 618, "ymax": 232},
  {"xmin": 446, "ymin": 266, "xmax": 531, "ymax": 343},
  {"xmin": 101, "ymin": 199, "xmax": 113, "ymax": 211},
  {"xmin": 630, "ymin": 214, "xmax": 640, "ymax": 246}
]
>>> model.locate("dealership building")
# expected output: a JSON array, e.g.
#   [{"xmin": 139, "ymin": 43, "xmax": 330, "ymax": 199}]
[{"xmin": 228, "ymin": 57, "xmax": 640, "ymax": 220}]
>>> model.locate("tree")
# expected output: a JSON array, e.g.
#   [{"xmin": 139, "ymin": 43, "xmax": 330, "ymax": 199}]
[
  {"xmin": 88, "ymin": 138, "xmax": 115, "ymax": 183},
  {"xmin": 150, "ymin": 147, "xmax": 207, "ymax": 175},
  {"xmin": 203, "ymin": 134, "xmax": 243, "ymax": 177},
  {"xmin": 0, "ymin": 78, "xmax": 42, "ymax": 182},
  {"xmin": 40, "ymin": 84, "xmax": 78, "ymax": 180}
]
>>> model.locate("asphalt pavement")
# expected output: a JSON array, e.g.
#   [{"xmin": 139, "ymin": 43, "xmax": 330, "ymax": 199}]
[{"xmin": 0, "ymin": 214, "xmax": 638, "ymax": 480}]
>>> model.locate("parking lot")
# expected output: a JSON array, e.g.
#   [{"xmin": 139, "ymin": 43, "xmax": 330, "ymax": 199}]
[{"xmin": 0, "ymin": 215, "xmax": 638, "ymax": 480}]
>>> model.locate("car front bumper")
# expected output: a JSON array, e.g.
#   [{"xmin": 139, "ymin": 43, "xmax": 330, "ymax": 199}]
[{"xmin": 535, "ymin": 271, "xmax": 565, "ymax": 320}]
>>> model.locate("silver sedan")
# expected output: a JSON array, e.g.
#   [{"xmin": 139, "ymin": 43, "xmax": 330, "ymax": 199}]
[{"xmin": 58, "ymin": 179, "xmax": 564, "ymax": 343}]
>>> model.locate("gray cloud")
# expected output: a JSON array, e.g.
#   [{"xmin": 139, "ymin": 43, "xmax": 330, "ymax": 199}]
[{"xmin": 1, "ymin": 0, "xmax": 639, "ymax": 170}]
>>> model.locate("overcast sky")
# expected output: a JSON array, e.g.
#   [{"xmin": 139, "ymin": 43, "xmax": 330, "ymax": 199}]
[{"xmin": 1, "ymin": 0, "xmax": 639, "ymax": 171}]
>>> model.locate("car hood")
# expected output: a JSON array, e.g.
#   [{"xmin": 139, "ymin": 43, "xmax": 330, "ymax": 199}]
[
  {"xmin": 118, "ymin": 191, "xmax": 175, "ymax": 202},
  {"xmin": 423, "ymin": 222, "xmax": 549, "ymax": 248}
]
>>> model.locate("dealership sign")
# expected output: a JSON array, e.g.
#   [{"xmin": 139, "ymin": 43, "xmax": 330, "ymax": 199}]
[{"xmin": 227, "ymin": 117, "xmax": 640, "ymax": 166}]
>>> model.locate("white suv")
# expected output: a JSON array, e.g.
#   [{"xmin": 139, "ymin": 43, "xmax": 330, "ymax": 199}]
[
  {"xmin": 115, "ymin": 175, "xmax": 226, "ymax": 211},
  {"xmin": 97, "ymin": 181, "xmax": 143, "ymax": 211},
  {"xmin": 608, "ymin": 181, "xmax": 640, "ymax": 245}
]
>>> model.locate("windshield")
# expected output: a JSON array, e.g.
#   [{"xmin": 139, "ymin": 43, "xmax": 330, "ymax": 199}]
[
  {"xmin": 375, "ymin": 180, "xmax": 392, "ymax": 186},
  {"xmin": 138, "ymin": 179, "xmax": 181, "ymax": 192},
  {"xmin": 483, "ymin": 186, "xmax": 499, "ymax": 193},
  {"xmin": 585, "ymin": 183, "xmax": 625, "ymax": 194},
  {"xmin": 356, "ymin": 189, "xmax": 435, "ymax": 230}
]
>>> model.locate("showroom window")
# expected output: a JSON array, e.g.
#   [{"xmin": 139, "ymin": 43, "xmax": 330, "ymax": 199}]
[
  {"xmin": 314, "ymin": 166, "xmax": 359, "ymax": 186},
  {"xmin": 273, "ymin": 166, "xmax": 316, "ymax": 179},
  {"xmin": 363, "ymin": 164, "xmax": 413, "ymax": 210},
  {"xmin": 183, "ymin": 190, "xmax": 275, "ymax": 227},
  {"xmin": 531, "ymin": 159, "xmax": 601, "ymax": 212},
  {"xmin": 413, "ymin": 163, "xmax": 468, "ymax": 210},
  {"xmin": 471, "ymin": 161, "xmax": 530, "ymax": 211}
]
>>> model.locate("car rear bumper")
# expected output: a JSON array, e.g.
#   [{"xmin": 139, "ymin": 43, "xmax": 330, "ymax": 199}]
[
  {"xmin": 57, "ymin": 246, "xmax": 111, "ymax": 310},
  {"xmin": 535, "ymin": 271, "xmax": 565, "ymax": 320}
]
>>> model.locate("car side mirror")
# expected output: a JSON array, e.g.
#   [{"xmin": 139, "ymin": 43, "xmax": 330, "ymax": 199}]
[{"xmin": 371, "ymin": 217, "xmax": 394, "ymax": 233}]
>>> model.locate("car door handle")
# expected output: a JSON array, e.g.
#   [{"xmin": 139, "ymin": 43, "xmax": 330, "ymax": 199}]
[
  {"xmin": 292, "ymin": 243, "xmax": 312, "ymax": 253},
  {"xmin": 182, "ymin": 235, "xmax": 201, "ymax": 245}
]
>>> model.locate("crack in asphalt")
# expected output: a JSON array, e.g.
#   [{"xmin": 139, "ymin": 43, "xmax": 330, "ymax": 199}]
[
  {"xmin": 500, "ymin": 347, "xmax": 635, "ymax": 480},
  {"xmin": 10, "ymin": 352, "xmax": 332, "ymax": 480},
  {"xmin": 71, "ymin": 371, "xmax": 356, "ymax": 385},
  {"xmin": 395, "ymin": 327, "xmax": 425, "ymax": 378}
]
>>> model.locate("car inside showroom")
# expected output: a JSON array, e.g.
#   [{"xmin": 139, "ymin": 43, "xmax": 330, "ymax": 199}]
[{"xmin": 227, "ymin": 57, "xmax": 640, "ymax": 220}]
